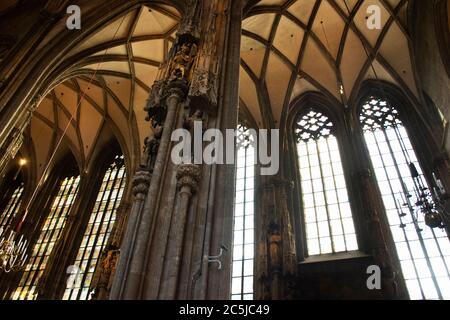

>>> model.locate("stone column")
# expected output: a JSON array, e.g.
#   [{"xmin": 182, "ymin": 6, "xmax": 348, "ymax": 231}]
[
  {"xmin": 109, "ymin": 169, "xmax": 152, "ymax": 298},
  {"xmin": 110, "ymin": 0, "xmax": 244, "ymax": 300},
  {"xmin": 256, "ymin": 176, "xmax": 297, "ymax": 300},
  {"xmin": 345, "ymin": 108, "xmax": 409, "ymax": 299},
  {"xmin": 159, "ymin": 164, "xmax": 201, "ymax": 299}
]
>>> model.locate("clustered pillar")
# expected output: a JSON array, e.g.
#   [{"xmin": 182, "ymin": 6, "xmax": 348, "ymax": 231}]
[{"xmin": 110, "ymin": 0, "xmax": 244, "ymax": 300}]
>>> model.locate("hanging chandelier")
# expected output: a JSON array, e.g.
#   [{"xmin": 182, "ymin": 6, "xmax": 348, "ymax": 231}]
[
  {"xmin": 396, "ymin": 163, "xmax": 449, "ymax": 231},
  {"xmin": 0, "ymin": 226, "xmax": 28, "ymax": 273}
]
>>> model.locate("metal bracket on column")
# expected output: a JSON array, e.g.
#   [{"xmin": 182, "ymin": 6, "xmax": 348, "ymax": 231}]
[{"xmin": 207, "ymin": 244, "xmax": 228, "ymax": 270}]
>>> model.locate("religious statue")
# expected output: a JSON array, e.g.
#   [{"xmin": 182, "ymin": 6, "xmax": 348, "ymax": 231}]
[
  {"xmin": 168, "ymin": 42, "xmax": 197, "ymax": 83},
  {"xmin": 101, "ymin": 249, "xmax": 119, "ymax": 272},
  {"xmin": 140, "ymin": 120, "xmax": 163, "ymax": 170}
]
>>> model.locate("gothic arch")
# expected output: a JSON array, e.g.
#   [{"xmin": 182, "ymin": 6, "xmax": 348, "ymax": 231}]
[
  {"xmin": 285, "ymin": 91, "xmax": 362, "ymax": 259},
  {"xmin": 353, "ymin": 80, "xmax": 441, "ymax": 178}
]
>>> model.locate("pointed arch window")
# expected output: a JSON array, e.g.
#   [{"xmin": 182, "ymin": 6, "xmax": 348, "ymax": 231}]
[
  {"xmin": 63, "ymin": 154, "xmax": 126, "ymax": 300},
  {"xmin": 360, "ymin": 96, "xmax": 450, "ymax": 300},
  {"xmin": 295, "ymin": 109, "xmax": 358, "ymax": 256},
  {"xmin": 231, "ymin": 125, "xmax": 255, "ymax": 300},
  {"xmin": 12, "ymin": 174, "xmax": 80, "ymax": 300}
]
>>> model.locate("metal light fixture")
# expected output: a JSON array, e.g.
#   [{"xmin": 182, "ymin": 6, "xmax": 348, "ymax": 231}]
[
  {"xmin": 396, "ymin": 162, "xmax": 449, "ymax": 231},
  {"xmin": 0, "ymin": 226, "xmax": 28, "ymax": 273}
]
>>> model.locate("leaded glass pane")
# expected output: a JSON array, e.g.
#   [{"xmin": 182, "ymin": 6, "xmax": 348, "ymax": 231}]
[
  {"xmin": 63, "ymin": 155, "xmax": 126, "ymax": 300},
  {"xmin": 361, "ymin": 96, "xmax": 450, "ymax": 300},
  {"xmin": 231, "ymin": 126, "xmax": 255, "ymax": 300},
  {"xmin": 295, "ymin": 110, "xmax": 358, "ymax": 256},
  {"xmin": 12, "ymin": 175, "xmax": 80, "ymax": 300}
]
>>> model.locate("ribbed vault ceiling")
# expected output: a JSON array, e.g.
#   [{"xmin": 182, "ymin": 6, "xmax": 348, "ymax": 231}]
[
  {"xmin": 29, "ymin": 0, "xmax": 418, "ymax": 175},
  {"xmin": 240, "ymin": 0, "xmax": 416, "ymax": 128},
  {"xmin": 30, "ymin": 4, "xmax": 179, "ymax": 176}
]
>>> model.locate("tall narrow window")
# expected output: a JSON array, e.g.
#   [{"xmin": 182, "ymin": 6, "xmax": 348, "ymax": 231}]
[
  {"xmin": 11, "ymin": 174, "xmax": 80, "ymax": 300},
  {"xmin": 361, "ymin": 96, "xmax": 450, "ymax": 300},
  {"xmin": 0, "ymin": 179, "xmax": 24, "ymax": 231},
  {"xmin": 231, "ymin": 125, "xmax": 255, "ymax": 300},
  {"xmin": 295, "ymin": 109, "xmax": 358, "ymax": 256},
  {"xmin": 63, "ymin": 155, "xmax": 126, "ymax": 300}
]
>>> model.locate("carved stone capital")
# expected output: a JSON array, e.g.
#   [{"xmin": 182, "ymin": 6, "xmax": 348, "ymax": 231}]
[
  {"xmin": 176, "ymin": 164, "xmax": 202, "ymax": 194},
  {"xmin": 132, "ymin": 170, "xmax": 152, "ymax": 200},
  {"xmin": 164, "ymin": 80, "xmax": 189, "ymax": 102}
]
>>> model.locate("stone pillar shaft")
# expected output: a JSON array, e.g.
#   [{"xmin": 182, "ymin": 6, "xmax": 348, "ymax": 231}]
[
  {"xmin": 112, "ymin": 91, "xmax": 183, "ymax": 299},
  {"xmin": 111, "ymin": 0, "xmax": 243, "ymax": 300}
]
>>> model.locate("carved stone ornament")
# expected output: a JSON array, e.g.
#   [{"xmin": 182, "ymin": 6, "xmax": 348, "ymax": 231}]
[
  {"xmin": 140, "ymin": 124, "xmax": 162, "ymax": 170},
  {"xmin": 144, "ymin": 79, "xmax": 166, "ymax": 121},
  {"xmin": 101, "ymin": 249, "xmax": 120, "ymax": 272},
  {"xmin": 176, "ymin": 164, "xmax": 202, "ymax": 192},
  {"xmin": 132, "ymin": 170, "xmax": 152, "ymax": 199},
  {"xmin": 188, "ymin": 68, "xmax": 218, "ymax": 114},
  {"xmin": 168, "ymin": 41, "xmax": 198, "ymax": 83},
  {"xmin": 176, "ymin": 0, "xmax": 202, "ymax": 38}
]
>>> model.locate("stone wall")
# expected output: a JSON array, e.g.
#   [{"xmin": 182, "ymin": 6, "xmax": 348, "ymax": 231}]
[{"xmin": 411, "ymin": 0, "xmax": 450, "ymax": 150}]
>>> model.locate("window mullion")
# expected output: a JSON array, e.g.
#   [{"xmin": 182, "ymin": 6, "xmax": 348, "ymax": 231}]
[
  {"xmin": 381, "ymin": 129, "xmax": 443, "ymax": 299},
  {"xmin": 315, "ymin": 139, "xmax": 334, "ymax": 253},
  {"xmin": 75, "ymin": 168, "xmax": 114, "ymax": 300}
]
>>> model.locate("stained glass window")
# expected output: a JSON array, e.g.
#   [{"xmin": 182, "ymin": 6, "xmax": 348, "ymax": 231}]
[
  {"xmin": 0, "ymin": 182, "xmax": 24, "ymax": 231},
  {"xmin": 63, "ymin": 155, "xmax": 126, "ymax": 300},
  {"xmin": 231, "ymin": 125, "xmax": 255, "ymax": 300},
  {"xmin": 295, "ymin": 109, "xmax": 358, "ymax": 256},
  {"xmin": 361, "ymin": 96, "xmax": 450, "ymax": 300},
  {"xmin": 11, "ymin": 175, "xmax": 80, "ymax": 300}
]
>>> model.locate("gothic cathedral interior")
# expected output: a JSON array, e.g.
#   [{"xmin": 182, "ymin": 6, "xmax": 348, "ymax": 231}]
[{"xmin": 0, "ymin": 0, "xmax": 449, "ymax": 301}]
